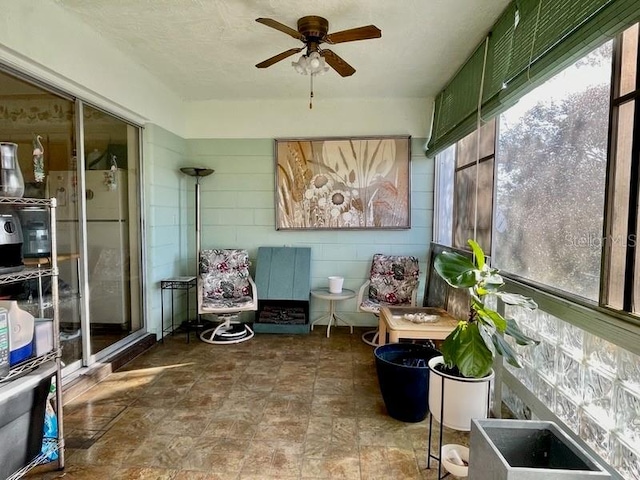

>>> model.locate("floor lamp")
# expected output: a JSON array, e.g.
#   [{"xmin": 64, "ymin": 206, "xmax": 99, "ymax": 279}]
[{"xmin": 180, "ymin": 167, "xmax": 213, "ymax": 336}]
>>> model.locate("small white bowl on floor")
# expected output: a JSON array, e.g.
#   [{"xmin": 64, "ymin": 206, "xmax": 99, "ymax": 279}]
[{"xmin": 441, "ymin": 444, "xmax": 469, "ymax": 478}]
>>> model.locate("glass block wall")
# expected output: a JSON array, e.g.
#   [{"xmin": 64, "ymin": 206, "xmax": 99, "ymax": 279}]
[{"xmin": 503, "ymin": 306, "xmax": 640, "ymax": 479}]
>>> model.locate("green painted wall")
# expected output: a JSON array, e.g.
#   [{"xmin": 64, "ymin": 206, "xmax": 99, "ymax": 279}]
[
  {"xmin": 183, "ymin": 137, "xmax": 434, "ymax": 328},
  {"xmin": 143, "ymin": 124, "xmax": 189, "ymax": 337},
  {"xmin": 144, "ymin": 133, "xmax": 434, "ymax": 334}
]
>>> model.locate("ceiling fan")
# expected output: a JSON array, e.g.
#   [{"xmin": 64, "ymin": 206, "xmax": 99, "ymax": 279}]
[{"xmin": 255, "ymin": 16, "xmax": 382, "ymax": 77}]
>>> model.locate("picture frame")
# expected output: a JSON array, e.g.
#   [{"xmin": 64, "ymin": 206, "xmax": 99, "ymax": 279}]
[{"xmin": 274, "ymin": 135, "xmax": 411, "ymax": 230}]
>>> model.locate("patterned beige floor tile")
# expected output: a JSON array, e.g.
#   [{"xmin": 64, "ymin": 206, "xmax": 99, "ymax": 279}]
[
  {"xmin": 52, "ymin": 328, "xmax": 474, "ymax": 480},
  {"xmin": 173, "ymin": 471, "xmax": 233, "ymax": 480},
  {"xmin": 25, "ymin": 464, "xmax": 117, "ymax": 479},
  {"xmin": 69, "ymin": 435, "xmax": 140, "ymax": 466},
  {"xmin": 240, "ymin": 442, "xmax": 304, "ymax": 477},
  {"xmin": 181, "ymin": 437, "xmax": 248, "ymax": 472},
  {"xmin": 254, "ymin": 415, "xmax": 309, "ymax": 444},
  {"xmin": 110, "ymin": 466, "xmax": 179, "ymax": 480},
  {"xmin": 124, "ymin": 434, "xmax": 197, "ymax": 469},
  {"xmin": 301, "ymin": 452, "xmax": 361, "ymax": 479},
  {"xmin": 359, "ymin": 445, "xmax": 422, "ymax": 480},
  {"xmin": 314, "ymin": 377, "xmax": 355, "ymax": 396},
  {"xmin": 203, "ymin": 417, "xmax": 260, "ymax": 439},
  {"xmin": 311, "ymin": 394, "xmax": 357, "ymax": 417}
]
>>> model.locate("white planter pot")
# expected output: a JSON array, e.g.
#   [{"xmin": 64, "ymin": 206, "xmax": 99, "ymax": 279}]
[{"xmin": 428, "ymin": 356, "xmax": 494, "ymax": 432}]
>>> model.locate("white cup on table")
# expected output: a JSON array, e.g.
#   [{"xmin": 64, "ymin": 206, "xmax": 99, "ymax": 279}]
[{"xmin": 328, "ymin": 276, "xmax": 344, "ymax": 293}]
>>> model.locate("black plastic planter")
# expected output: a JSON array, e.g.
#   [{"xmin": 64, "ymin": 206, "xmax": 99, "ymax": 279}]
[{"xmin": 374, "ymin": 343, "xmax": 440, "ymax": 422}]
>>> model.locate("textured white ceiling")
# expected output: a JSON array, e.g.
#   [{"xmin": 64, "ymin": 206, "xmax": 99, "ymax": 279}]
[{"xmin": 53, "ymin": 0, "xmax": 510, "ymax": 102}]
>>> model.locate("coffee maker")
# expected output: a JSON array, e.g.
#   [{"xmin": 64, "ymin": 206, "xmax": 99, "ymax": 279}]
[
  {"xmin": 18, "ymin": 207, "xmax": 50, "ymax": 258},
  {"xmin": 0, "ymin": 212, "xmax": 24, "ymax": 274}
]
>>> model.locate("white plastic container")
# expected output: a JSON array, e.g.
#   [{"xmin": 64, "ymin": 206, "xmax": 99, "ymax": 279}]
[
  {"xmin": 34, "ymin": 319, "xmax": 53, "ymax": 356},
  {"xmin": 0, "ymin": 301, "xmax": 35, "ymax": 365},
  {"xmin": 328, "ymin": 276, "xmax": 344, "ymax": 293},
  {"xmin": 0, "ymin": 307, "xmax": 9, "ymax": 377}
]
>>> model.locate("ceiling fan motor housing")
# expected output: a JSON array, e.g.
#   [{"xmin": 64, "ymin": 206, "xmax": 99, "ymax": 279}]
[{"xmin": 297, "ymin": 16, "xmax": 329, "ymax": 41}]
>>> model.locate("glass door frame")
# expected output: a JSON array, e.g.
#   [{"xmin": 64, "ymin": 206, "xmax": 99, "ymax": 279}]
[{"xmin": 73, "ymin": 99, "xmax": 147, "ymax": 368}]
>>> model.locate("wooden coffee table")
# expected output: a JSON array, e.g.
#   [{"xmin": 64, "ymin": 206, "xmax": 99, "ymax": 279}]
[{"xmin": 378, "ymin": 306, "xmax": 459, "ymax": 346}]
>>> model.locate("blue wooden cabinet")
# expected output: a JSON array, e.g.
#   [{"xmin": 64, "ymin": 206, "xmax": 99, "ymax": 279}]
[{"xmin": 254, "ymin": 246, "xmax": 311, "ymax": 334}]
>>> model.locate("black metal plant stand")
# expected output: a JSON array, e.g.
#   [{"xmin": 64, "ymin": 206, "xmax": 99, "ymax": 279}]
[
  {"xmin": 426, "ymin": 372, "xmax": 492, "ymax": 479},
  {"xmin": 160, "ymin": 276, "xmax": 197, "ymax": 343}
]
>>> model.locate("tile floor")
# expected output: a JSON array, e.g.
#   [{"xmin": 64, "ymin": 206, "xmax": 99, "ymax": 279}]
[{"xmin": 27, "ymin": 327, "xmax": 468, "ymax": 480}]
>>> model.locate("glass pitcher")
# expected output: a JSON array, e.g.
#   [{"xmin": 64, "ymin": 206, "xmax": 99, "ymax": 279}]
[{"xmin": 0, "ymin": 142, "xmax": 25, "ymax": 197}]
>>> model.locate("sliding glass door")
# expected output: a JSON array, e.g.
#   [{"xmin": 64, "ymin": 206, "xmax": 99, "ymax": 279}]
[
  {"xmin": 0, "ymin": 68, "xmax": 144, "ymax": 371},
  {"xmin": 80, "ymin": 104, "xmax": 142, "ymax": 357}
]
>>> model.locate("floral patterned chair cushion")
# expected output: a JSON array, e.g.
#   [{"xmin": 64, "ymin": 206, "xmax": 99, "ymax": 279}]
[
  {"xmin": 360, "ymin": 254, "xmax": 420, "ymax": 313},
  {"xmin": 199, "ymin": 249, "xmax": 255, "ymax": 310}
]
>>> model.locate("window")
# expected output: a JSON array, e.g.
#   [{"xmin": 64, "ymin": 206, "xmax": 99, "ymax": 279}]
[
  {"xmin": 453, "ymin": 119, "xmax": 495, "ymax": 254},
  {"xmin": 430, "ymin": 22, "xmax": 640, "ymax": 480},
  {"xmin": 432, "ymin": 119, "xmax": 496, "ymax": 253},
  {"xmin": 494, "ymin": 42, "xmax": 613, "ymax": 301},
  {"xmin": 604, "ymin": 23, "xmax": 640, "ymax": 314},
  {"xmin": 433, "ymin": 144, "xmax": 455, "ymax": 246}
]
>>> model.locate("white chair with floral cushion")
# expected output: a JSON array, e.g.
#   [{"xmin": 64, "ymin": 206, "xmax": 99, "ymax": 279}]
[
  {"xmin": 357, "ymin": 254, "xmax": 420, "ymax": 346},
  {"xmin": 198, "ymin": 249, "xmax": 257, "ymax": 344}
]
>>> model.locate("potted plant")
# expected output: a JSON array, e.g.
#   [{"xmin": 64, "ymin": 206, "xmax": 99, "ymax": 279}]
[{"xmin": 428, "ymin": 239, "xmax": 538, "ymax": 431}]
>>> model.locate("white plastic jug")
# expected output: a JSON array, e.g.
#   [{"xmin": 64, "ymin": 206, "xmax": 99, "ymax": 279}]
[{"xmin": 0, "ymin": 300, "xmax": 34, "ymax": 365}]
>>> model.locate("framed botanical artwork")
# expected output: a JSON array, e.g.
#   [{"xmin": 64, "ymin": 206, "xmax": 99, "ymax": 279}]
[{"xmin": 274, "ymin": 136, "xmax": 411, "ymax": 230}]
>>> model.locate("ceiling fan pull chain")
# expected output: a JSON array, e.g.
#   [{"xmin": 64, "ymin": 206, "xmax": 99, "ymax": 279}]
[{"xmin": 309, "ymin": 73, "xmax": 314, "ymax": 109}]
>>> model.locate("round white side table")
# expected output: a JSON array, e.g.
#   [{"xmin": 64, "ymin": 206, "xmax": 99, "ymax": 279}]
[{"xmin": 310, "ymin": 287, "xmax": 356, "ymax": 338}]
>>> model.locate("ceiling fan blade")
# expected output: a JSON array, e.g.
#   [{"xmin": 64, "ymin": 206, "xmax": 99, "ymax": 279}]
[
  {"xmin": 256, "ymin": 47, "xmax": 304, "ymax": 68},
  {"xmin": 324, "ymin": 25, "xmax": 381, "ymax": 44},
  {"xmin": 321, "ymin": 50, "xmax": 356, "ymax": 77},
  {"xmin": 256, "ymin": 18, "xmax": 305, "ymax": 41}
]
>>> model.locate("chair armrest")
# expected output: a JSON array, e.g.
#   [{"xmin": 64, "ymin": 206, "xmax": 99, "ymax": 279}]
[
  {"xmin": 357, "ymin": 280, "xmax": 371, "ymax": 309},
  {"xmin": 197, "ymin": 274, "xmax": 204, "ymax": 314},
  {"xmin": 410, "ymin": 283, "xmax": 419, "ymax": 306},
  {"xmin": 247, "ymin": 276, "xmax": 258, "ymax": 310}
]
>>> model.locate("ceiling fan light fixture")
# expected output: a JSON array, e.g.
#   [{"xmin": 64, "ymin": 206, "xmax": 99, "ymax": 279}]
[
  {"xmin": 291, "ymin": 56, "xmax": 307, "ymax": 74},
  {"xmin": 292, "ymin": 51, "xmax": 329, "ymax": 76},
  {"xmin": 309, "ymin": 51, "xmax": 321, "ymax": 69}
]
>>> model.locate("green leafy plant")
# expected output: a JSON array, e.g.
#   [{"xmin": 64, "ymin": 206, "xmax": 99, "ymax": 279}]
[{"xmin": 434, "ymin": 239, "xmax": 539, "ymax": 378}]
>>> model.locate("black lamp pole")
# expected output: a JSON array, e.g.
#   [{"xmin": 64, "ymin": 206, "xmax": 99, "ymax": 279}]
[{"xmin": 180, "ymin": 167, "xmax": 214, "ymax": 274}]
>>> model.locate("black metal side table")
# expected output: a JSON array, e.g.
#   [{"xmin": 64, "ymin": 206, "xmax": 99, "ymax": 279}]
[{"xmin": 160, "ymin": 276, "xmax": 196, "ymax": 343}]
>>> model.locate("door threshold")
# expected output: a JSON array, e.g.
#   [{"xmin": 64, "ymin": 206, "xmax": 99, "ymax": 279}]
[{"xmin": 61, "ymin": 333, "xmax": 156, "ymax": 404}]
